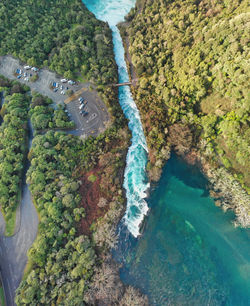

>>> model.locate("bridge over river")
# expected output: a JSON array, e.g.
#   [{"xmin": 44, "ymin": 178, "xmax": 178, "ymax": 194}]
[{"xmin": 111, "ymin": 78, "xmax": 138, "ymax": 87}]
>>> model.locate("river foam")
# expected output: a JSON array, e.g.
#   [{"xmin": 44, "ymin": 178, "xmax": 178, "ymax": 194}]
[{"xmin": 82, "ymin": 0, "xmax": 149, "ymax": 237}]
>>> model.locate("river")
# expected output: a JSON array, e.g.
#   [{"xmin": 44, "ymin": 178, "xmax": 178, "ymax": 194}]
[
  {"xmin": 83, "ymin": 1, "xmax": 250, "ymax": 305},
  {"xmin": 82, "ymin": 0, "xmax": 149, "ymax": 238}
]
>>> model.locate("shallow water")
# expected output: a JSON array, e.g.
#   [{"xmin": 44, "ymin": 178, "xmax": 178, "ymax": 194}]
[
  {"xmin": 82, "ymin": 0, "xmax": 149, "ymax": 237},
  {"xmin": 114, "ymin": 154, "xmax": 250, "ymax": 305}
]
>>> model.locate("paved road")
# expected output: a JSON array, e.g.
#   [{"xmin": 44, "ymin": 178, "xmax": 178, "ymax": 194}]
[{"xmin": 0, "ymin": 184, "xmax": 39, "ymax": 306}]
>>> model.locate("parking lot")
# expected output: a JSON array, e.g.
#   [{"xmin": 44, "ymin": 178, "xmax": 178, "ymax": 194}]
[
  {"xmin": 0, "ymin": 55, "xmax": 109, "ymax": 137},
  {"xmin": 66, "ymin": 89, "xmax": 109, "ymax": 137}
]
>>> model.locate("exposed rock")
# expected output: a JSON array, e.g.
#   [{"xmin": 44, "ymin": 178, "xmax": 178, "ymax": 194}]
[
  {"xmin": 215, "ymin": 200, "xmax": 222, "ymax": 207},
  {"xmin": 97, "ymin": 197, "xmax": 108, "ymax": 208},
  {"xmin": 119, "ymin": 286, "xmax": 149, "ymax": 306},
  {"xmin": 202, "ymin": 160, "xmax": 250, "ymax": 228}
]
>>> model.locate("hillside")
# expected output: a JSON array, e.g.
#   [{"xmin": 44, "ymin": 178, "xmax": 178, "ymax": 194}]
[{"xmin": 122, "ymin": 0, "xmax": 249, "ymax": 190}]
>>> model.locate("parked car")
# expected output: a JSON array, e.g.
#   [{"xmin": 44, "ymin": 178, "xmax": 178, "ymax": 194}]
[
  {"xmin": 68, "ymin": 80, "xmax": 75, "ymax": 85},
  {"xmin": 17, "ymin": 75, "xmax": 21, "ymax": 79},
  {"xmin": 31, "ymin": 67, "xmax": 38, "ymax": 72},
  {"xmin": 80, "ymin": 101, "xmax": 88, "ymax": 107},
  {"xmin": 53, "ymin": 88, "xmax": 58, "ymax": 92},
  {"xmin": 24, "ymin": 65, "xmax": 31, "ymax": 70},
  {"xmin": 61, "ymin": 79, "xmax": 68, "ymax": 83},
  {"xmin": 80, "ymin": 110, "xmax": 88, "ymax": 116},
  {"xmin": 79, "ymin": 97, "xmax": 84, "ymax": 102}
]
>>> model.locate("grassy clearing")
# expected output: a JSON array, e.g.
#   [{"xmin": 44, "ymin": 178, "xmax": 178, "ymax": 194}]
[
  {"xmin": 4, "ymin": 209, "xmax": 17, "ymax": 237},
  {"xmin": 200, "ymin": 93, "xmax": 235, "ymax": 115},
  {"xmin": 76, "ymin": 75, "xmax": 86, "ymax": 83},
  {"xmin": 0, "ymin": 285, "xmax": 5, "ymax": 306}
]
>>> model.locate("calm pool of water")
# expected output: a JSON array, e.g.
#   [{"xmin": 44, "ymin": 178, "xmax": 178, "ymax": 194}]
[{"xmin": 114, "ymin": 154, "xmax": 250, "ymax": 305}]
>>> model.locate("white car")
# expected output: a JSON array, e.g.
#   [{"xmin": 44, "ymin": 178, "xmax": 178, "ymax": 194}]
[
  {"xmin": 31, "ymin": 67, "xmax": 39, "ymax": 72},
  {"xmin": 24, "ymin": 65, "xmax": 31, "ymax": 70},
  {"xmin": 61, "ymin": 90, "xmax": 65, "ymax": 95},
  {"xmin": 61, "ymin": 79, "xmax": 68, "ymax": 83},
  {"xmin": 68, "ymin": 80, "xmax": 75, "ymax": 85}
]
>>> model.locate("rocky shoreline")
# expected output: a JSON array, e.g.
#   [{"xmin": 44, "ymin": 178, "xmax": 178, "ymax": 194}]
[{"xmin": 184, "ymin": 149, "xmax": 250, "ymax": 228}]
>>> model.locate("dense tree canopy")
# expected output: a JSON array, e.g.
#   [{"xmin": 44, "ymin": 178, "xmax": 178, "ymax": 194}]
[
  {"xmin": 15, "ymin": 132, "xmax": 94, "ymax": 304},
  {"xmin": 0, "ymin": 80, "xmax": 30, "ymax": 217},
  {"xmin": 0, "ymin": 0, "xmax": 117, "ymax": 84},
  {"xmin": 29, "ymin": 92, "xmax": 74, "ymax": 131},
  {"xmin": 124, "ymin": 0, "xmax": 250, "ymax": 188},
  {"xmin": 15, "ymin": 126, "xmax": 131, "ymax": 304}
]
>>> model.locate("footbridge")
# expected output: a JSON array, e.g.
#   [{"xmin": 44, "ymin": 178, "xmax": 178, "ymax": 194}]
[{"xmin": 111, "ymin": 78, "xmax": 138, "ymax": 87}]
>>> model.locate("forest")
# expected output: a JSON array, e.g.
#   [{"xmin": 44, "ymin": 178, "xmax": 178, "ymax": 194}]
[
  {"xmin": 14, "ymin": 126, "xmax": 136, "ymax": 304},
  {"xmin": 15, "ymin": 131, "xmax": 95, "ymax": 304},
  {"xmin": 0, "ymin": 0, "xmax": 117, "ymax": 85},
  {"xmin": 123, "ymin": 0, "xmax": 249, "ymax": 190}
]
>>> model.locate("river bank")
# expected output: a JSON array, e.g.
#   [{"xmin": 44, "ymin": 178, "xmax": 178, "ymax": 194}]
[{"xmin": 118, "ymin": 3, "xmax": 250, "ymax": 230}]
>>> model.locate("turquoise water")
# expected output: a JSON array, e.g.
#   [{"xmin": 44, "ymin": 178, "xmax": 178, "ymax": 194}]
[
  {"xmin": 114, "ymin": 155, "xmax": 250, "ymax": 305},
  {"xmin": 82, "ymin": 1, "xmax": 250, "ymax": 304},
  {"xmin": 82, "ymin": 0, "xmax": 149, "ymax": 237}
]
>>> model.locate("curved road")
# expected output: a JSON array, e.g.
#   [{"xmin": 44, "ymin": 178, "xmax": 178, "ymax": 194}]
[{"xmin": 0, "ymin": 184, "xmax": 39, "ymax": 306}]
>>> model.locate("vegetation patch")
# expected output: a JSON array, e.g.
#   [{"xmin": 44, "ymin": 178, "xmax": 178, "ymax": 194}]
[
  {"xmin": 4, "ymin": 208, "xmax": 17, "ymax": 237},
  {"xmin": 0, "ymin": 284, "xmax": 5, "ymax": 306},
  {"xmin": 29, "ymin": 92, "xmax": 74, "ymax": 132},
  {"xmin": 87, "ymin": 174, "xmax": 97, "ymax": 183}
]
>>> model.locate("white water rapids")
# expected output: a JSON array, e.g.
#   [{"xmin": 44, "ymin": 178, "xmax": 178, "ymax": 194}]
[{"xmin": 82, "ymin": 0, "xmax": 149, "ymax": 237}]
